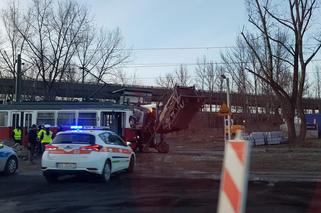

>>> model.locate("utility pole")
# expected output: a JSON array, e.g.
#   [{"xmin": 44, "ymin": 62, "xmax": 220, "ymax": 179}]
[
  {"xmin": 221, "ymin": 74, "xmax": 231, "ymax": 141},
  {"xmin": 226, "ymin": 77, "xmax": 231, "ymax": 141},
  {"xmin": 15, "ymin": 54, "xmax": 22, "ymax": 102}
]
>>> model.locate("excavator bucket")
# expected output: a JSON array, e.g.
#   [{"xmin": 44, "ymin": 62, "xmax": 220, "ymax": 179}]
[{"xmin": 156, "ymin": 86, "xmax": 203, "ymax": 133}]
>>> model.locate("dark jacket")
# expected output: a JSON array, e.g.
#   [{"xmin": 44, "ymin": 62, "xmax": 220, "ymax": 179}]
[{"xmin": 28, "ymin": 129, "xmax": 38, "ymax": 144}]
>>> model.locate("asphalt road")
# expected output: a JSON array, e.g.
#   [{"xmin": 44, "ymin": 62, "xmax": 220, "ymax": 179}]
[{"xmin": 1, "ymin": 171, "xmax": 321, "ymax": 213}]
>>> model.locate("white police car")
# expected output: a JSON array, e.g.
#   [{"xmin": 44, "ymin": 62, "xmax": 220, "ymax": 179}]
[
  {"xmin": 0, "ymin": 143, "xmax": 18, "ymax": 175},
  {"xmin": 41, "ymin": 128, "xmax": 135, "ymax": 183}
]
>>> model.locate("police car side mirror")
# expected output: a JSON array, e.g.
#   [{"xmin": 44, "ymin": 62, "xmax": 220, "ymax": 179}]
[{"xmin": 126, "ymin": 142, "xmax": 132, "ymax": 147}]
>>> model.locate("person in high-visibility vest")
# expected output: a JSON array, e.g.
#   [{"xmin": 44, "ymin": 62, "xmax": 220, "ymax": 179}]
[
  {"xmin": 40, "ymin": 125, "xmax": 53, "ymax": 153},
  {"xmin": 12, "ymin": 126, "xmax": 22, "ymax": 145},
  {"xmin": 37, "ymin": 125, "xmax": 44, "ymax": 154}
]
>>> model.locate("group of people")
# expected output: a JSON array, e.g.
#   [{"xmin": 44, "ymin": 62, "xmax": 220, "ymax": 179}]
[{"xmin": 12, "ymin": 124, "xmax": 53, "ymax": 163}]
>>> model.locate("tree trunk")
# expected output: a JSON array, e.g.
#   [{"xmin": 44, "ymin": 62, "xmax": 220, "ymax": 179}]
[
  {"xmin": 281, "ymin": 100, "xmax": 296, "ymax": 143},
  {"xmin": 297, "ymin": 98, "xmax": 307, "ymax": 143},
  {"xmin": 284, "ymin": 110, "xmax": 296, "ymax": 143}
]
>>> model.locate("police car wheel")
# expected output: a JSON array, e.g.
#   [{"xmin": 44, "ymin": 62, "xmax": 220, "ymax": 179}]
[
  {"xmin": 127, "ymin": 155, "xmax": 135, "ymax": 173},
  {"xmin": 101, "ymin": 161, "xmax": 111, "ymax": 182},
  {"xmin": 4, "ymin": 156, "xmax": 18, "ymax": 175},
  {"xmin": 44, "ymin": 173, "xmax": 58, "ymax": 183}
]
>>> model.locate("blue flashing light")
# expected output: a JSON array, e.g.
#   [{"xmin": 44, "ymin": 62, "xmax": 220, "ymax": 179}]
[{"xmin": 70, "ymin": 125, "xmax": 83, "ymax": 130}]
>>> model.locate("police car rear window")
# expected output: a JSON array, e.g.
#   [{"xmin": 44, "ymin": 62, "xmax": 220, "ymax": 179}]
[{"xmin": 52, "ymin": 133, "xmax": 95, "ymax": 145}]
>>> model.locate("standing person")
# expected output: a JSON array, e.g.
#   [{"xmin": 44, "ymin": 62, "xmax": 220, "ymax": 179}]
[
  {"xmin": 28, "ymin": 124, "xmax": 38, "ymax": 163},
  {"xmin": 40, "ymin": 125, "xmax": 53, "ymax": 153},
  {"xmin": 37, "ymin": 125, "xmax": 44, "ymax": 154},
  {"xmin": 12, "ymin": 126, "xmax": 22, "ymax": 145}
]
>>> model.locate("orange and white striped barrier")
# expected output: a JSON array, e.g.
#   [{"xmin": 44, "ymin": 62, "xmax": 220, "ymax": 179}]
[{"xmin": 217, "ymin": 137, "xmax": 251, "ymax": 213}]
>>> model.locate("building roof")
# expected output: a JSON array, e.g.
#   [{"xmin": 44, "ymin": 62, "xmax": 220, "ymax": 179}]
[{"xmin": 0, "ymin": 101, "xmax": 130, "ymax": 111}]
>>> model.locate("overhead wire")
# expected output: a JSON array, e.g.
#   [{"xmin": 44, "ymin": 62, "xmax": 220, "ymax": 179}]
[
  {"xmin": 91, "ymin": 43, "xmax": 321, "ymax": 51},
  {"xmin": 79, "ymin": 43, "xmax": 321, "ymax": 55},
  {"xmin": 120, "ymin": 59, "xmax": 321, "ymax": 68}
]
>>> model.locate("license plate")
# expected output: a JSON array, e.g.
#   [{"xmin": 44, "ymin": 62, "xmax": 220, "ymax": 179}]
[{"xmin": 56, "ymin": 163, "xmax": 76, "ymax": 169}]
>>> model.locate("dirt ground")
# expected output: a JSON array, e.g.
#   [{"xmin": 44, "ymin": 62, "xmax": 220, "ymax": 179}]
[
  {"xmin": 133, "ymin": 129, "xmax": 321, "ymax": 180},
  {"xmin": 14, "ymin": 128, "xmax": 321, "ymax": 181}
]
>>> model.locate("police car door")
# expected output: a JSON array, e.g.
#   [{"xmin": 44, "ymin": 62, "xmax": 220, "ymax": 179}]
[
  {"xmin": 0, "ymin": 144, "xmax": 7, "ymax": 171},
  {"xmin": 108, "ymin": 134, "xmax": 130, "ymax": 171}
]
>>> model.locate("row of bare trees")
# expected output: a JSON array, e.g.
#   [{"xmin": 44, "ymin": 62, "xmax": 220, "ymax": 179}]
[
  {"xmin": 0, "ymin": 0, "xmax": 130, "ymax": 100},
  {"xmin": 156, "ymin": 59, "xmax": 224, "ymax": 91},
  {"xmin": 156, "ymin": 0, "xmax": 321, "ymax": 143},
  {"xmin": 239, "ymin": 0, "xmax": 321, "ymax": 143}
]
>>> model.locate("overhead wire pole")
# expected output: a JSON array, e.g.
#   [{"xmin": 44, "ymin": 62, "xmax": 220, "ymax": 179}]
[
  {"xmin": 226, "ymin": 77, "xmax": 231, "ymax": 141},
  {"xmin": 15, "ymin": 54, "xmax": 22, "ymax": 103}
]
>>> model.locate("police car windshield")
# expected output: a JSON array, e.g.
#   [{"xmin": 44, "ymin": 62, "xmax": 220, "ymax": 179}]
[{"xmin": 52, "ymin": 133, "xmax": 95, "ymax": 145}]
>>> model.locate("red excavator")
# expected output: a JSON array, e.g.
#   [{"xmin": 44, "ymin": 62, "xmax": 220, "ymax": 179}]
[{"xmin": 128, "ymin": 85, "xmax": 203, "ymax": 153}]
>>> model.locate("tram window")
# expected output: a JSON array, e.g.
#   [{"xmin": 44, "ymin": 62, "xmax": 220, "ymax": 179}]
[
  {"xmin": 25, "ymin": 113, "xmax": 32, "ymax": 129},
  {"xmin": 0, "ymin": 112, "xmax": 8, "ymax": 127},
  {"xmin": 78, "ymin": 112, "xmax": 96, "ymax": 126},
  {"xmin": 37, "ymin": 112, "xmax": 55, "ymax": 126},
  {"xmin": 57, "ymin": 112, "xmax": 76, "ymax": 126},
  {"xmin": 12, "ymin": 113, "xmax": 19, "ymax": 128}
]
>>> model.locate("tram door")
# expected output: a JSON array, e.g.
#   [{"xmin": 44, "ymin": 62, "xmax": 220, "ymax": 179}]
[
  {"xmin": 24, "ymin": 112, "xmax": 33, "ymax": 129},
  {"xmin": 11, "ymin": 112, "xmax": 21, "ymax": 128},
  {"xmin": 11, "ymin": 112, "xmax": 33, "ymax": 129},
  {"xmin": 101, "ymin": 112, "xmax": 122, "ymax": 135}
]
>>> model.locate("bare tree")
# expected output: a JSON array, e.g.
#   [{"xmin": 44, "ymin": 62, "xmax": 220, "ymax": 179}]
[
  {"xmin": 195, "ymin": 57, "xmax": 223, "ymax": 112},
  {"xmin": 221, "ymin": 33, "xmax": 292, "ymax": 117},
  {"xmin": 195, "ymin": 57, "xmax": 207, "ymax": 90},
  {"xmin": 241, "ymin": 0, "xmax": 321, "ymax": 143},
  {"xmin": 313, "ymin": 66, "xmax": 321, "ymax": 99},
  {"xmin": 195, "ymin": 57, "xmax": 223, "ymax": 91},
  {"xmin": 221, "ymin": 38, "xmax": 255, "ymax": 115},
  {"xmin": 12, "ymin": 0, "xmax": 90, "ymax": 100},
  {"xmin": 175, "ymin": 64, "xmax": 191, "ymax": 86},
  {"xmin": 93, "ymin": 29, "xmax": 130, "ymax": 84},
  {"xmin": 156, "ymin": 73, "xmax": 176, "ymax": 88},
  {"xmin": 76, "ymin": 28, "xmax": 130, "ymax": 84},
  {"xmin": 221, "ymin": 38, "xmax": 252, "ymax": 94},
  {"xmin": 0, "ymin": 1, "xmax": 29, "ymax": 80},
  {"xmin": 107, "ymin": 70, "xmax": 139, "ymax": 85},
  {"xmin": 6, "ymin": 0, "xmax": 129, "ymax": 100},
  {"xmin": 156, "ymin": 64, "xmax": 192, "ymax": 88},
  {"xmin": 75, "ymin": 23, "xmax": 99, "ymax": 83}
]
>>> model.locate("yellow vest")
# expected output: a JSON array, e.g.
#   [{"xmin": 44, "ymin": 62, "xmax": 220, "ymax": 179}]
[
  {"xmin": 38, "ymin": 129, "xmax": 45, "ymax": 139},
  {"xmin": 13, "ymin": 128, "xmax": 22, "ymax": 140},
  {"xmin": 41, "ymin": 131, "xmax": 53, "ymax": 143}
]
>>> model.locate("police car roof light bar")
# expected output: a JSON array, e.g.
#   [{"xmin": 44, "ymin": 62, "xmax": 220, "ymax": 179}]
[{"xmin": 70, "ymin": 125, "xmax": 83, "ymax": 130}]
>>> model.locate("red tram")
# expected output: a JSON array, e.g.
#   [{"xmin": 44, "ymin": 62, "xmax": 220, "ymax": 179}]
[{"xmin": 0, "ymin": 102, "xmax": 135, "ymax": 145}]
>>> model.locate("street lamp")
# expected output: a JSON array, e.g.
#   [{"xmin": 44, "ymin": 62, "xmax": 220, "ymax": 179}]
[{"xmin": 221, "ymin": 74, "xmax": 231, "ymax": 141}]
